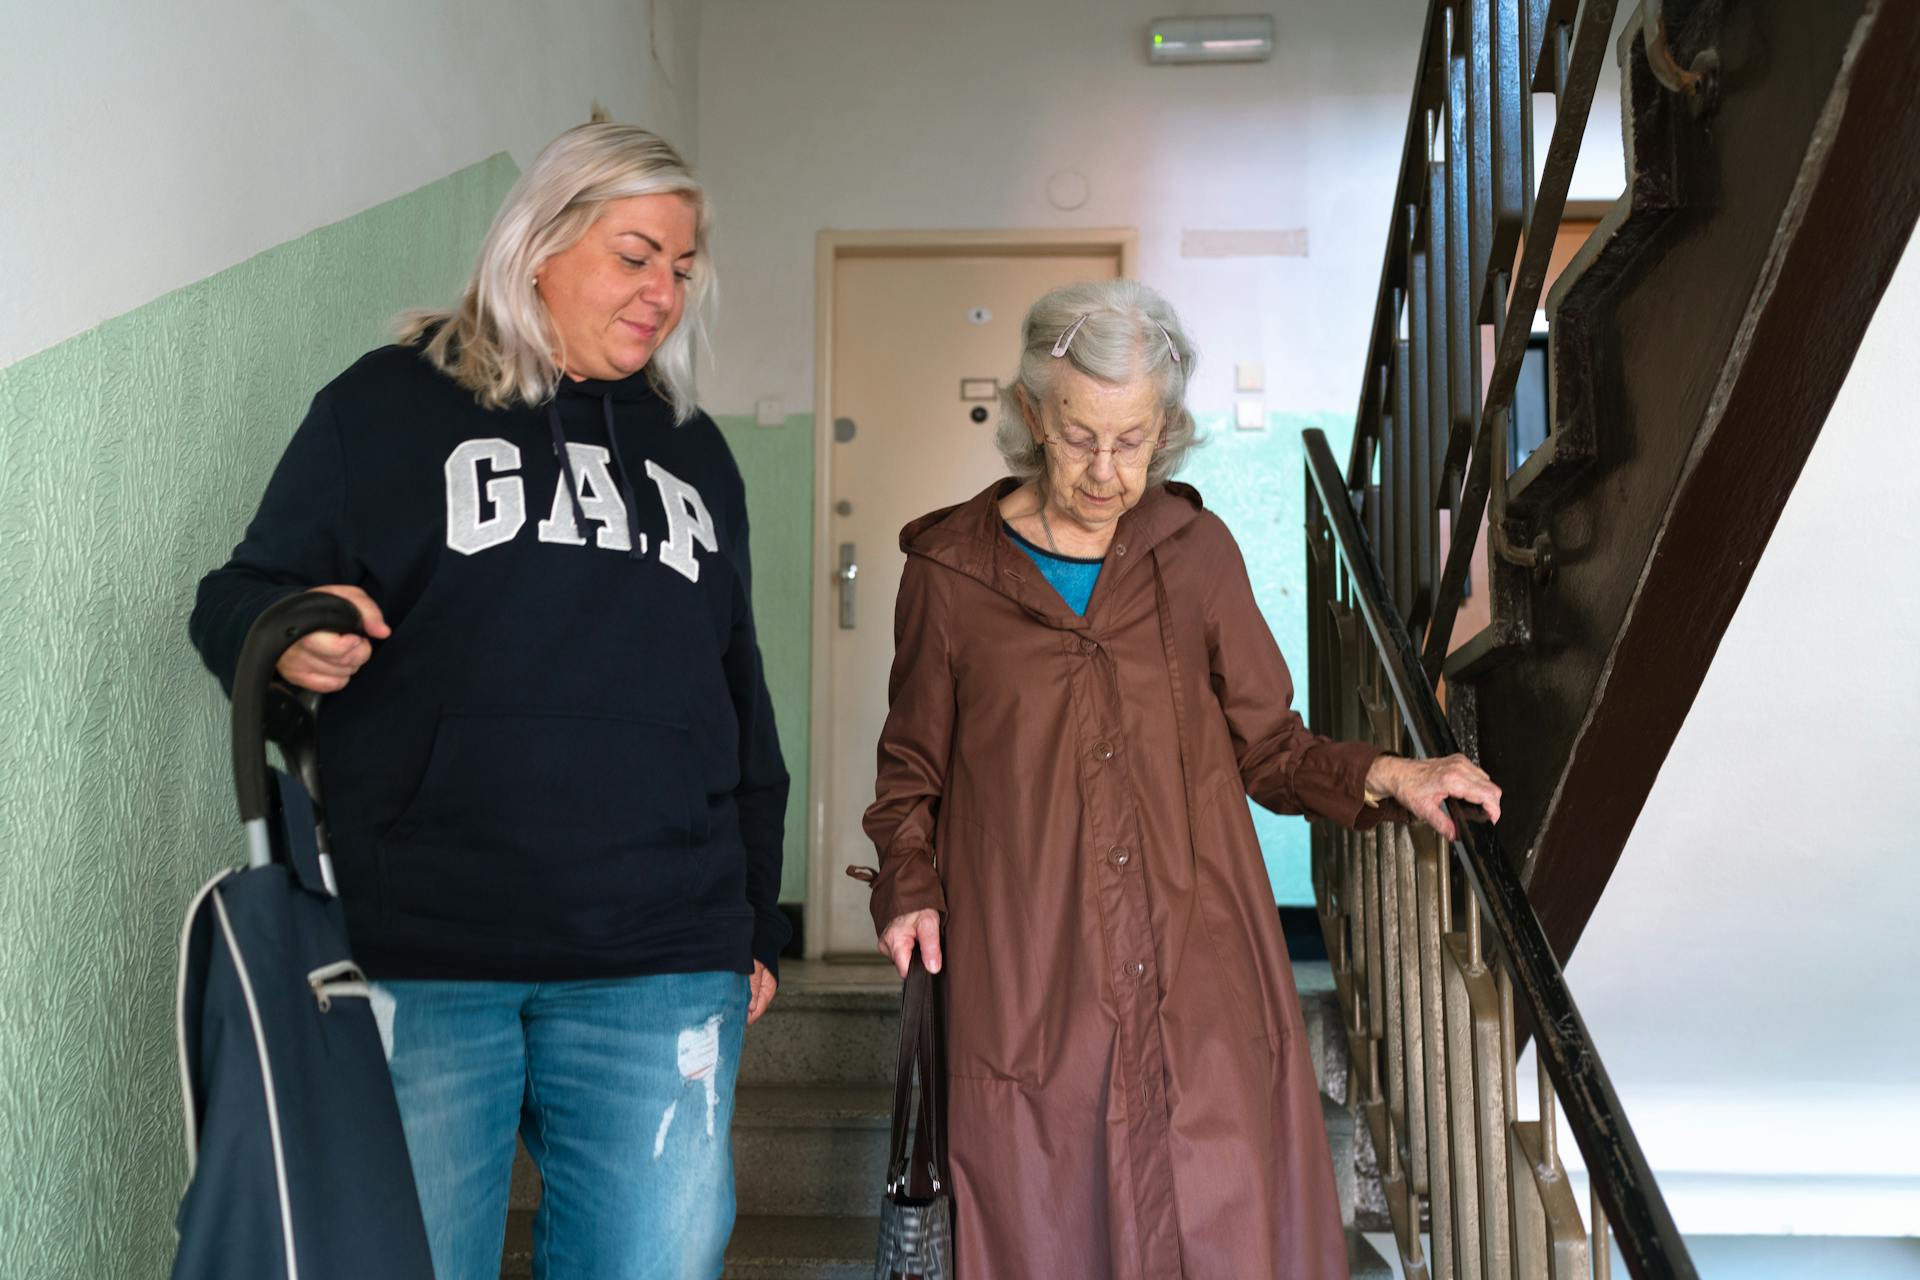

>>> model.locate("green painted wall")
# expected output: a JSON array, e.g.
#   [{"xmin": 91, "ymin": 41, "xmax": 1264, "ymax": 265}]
[
  {"xmin": 0, "ymin": 154, "xmax": 517, "ymax": 1278},
  {"xmin": 1180, "ymin": 411, "xmax": 1357, "ymax": 906},
  {"xmin": 713, "ymin": 414, "xmax": 815, "ymax": 903}
]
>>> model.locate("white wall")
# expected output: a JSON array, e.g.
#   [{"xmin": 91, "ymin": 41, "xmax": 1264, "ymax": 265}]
[
  {"xmin": 1522, "ymin": 233, "xmax": 1920, "ymax": 1237},
  {"xmin": 0, "ymin": 0, "xmax": 702, "ymax": 368},
  {"xmin": 696, "ymin": 0, "xmax": 1627, "ymax": 419}
]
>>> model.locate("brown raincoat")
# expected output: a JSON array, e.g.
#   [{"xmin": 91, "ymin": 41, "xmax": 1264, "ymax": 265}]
[{"xmin": 863, "ymin": 479, "xmax": 1397, "ymax": 1279}]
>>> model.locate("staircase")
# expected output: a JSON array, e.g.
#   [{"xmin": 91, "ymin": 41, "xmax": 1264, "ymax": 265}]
[{"xmin": 499, "ymin": 957, "xmax": 1394, "ymax": 1278}]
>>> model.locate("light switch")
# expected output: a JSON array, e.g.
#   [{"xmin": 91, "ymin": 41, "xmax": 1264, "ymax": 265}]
[
  {"xmin": 1235, "ymin": 362, "xmax": 1264, "ymax": 393},
  {"xmin": 754, "ymin": 398, "xmax": 785, "ymax": 428},
  {"xmin": 1235, "ymin": 398, "xmax": 1266, "ymax": 430}
]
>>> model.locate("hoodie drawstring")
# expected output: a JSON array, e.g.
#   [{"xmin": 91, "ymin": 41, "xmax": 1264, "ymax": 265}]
[
  {"xmin": 601, "ymin": 394, "xmax": 647, "ymax": 560},
  {"xmin": 546, "ymin": 400, "xmax": 590, "ymax": 534},
  {"xmin": 546, "ymin": 394, "xmax": 647, "ymax": 560}
]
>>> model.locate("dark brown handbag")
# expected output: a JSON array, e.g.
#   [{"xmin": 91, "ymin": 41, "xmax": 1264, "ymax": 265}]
[{"xmin": 872, "ymin": 956, "xmax": 953, "ymax": 1280}]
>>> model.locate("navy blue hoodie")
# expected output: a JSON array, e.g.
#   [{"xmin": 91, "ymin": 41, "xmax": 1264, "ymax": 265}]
[{"xmin": 190, "ymin": 342, "xmax": 790, "ymax": 981}]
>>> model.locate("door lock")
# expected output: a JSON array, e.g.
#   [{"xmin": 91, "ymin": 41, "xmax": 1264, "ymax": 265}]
[{"xmin": 837, "ymin": 542, "xmax": 859, "ymax": 629}]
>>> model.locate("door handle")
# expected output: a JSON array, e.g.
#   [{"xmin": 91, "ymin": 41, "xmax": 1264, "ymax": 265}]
[{"xmin": 837, "ymin": 542, "xmax": 859, "ymax": 630}]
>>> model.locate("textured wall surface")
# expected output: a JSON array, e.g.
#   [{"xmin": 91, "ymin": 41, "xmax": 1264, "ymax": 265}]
[
  {"xmin": 713, "ymin": 414, "xmax": 815, "ymax": 902},
  {"xmin": 0, "ymin": 154, "xmax": 516, "ymax": 1277},
  {"xmin": 1181, "ymin": 411, "xmax": 1356, "ymax": 906}
]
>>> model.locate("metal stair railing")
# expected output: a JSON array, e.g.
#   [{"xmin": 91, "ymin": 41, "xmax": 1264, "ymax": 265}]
[{"xmin": 1304, "ymin": 427, "xmax": 1691, "ymax": 1279}]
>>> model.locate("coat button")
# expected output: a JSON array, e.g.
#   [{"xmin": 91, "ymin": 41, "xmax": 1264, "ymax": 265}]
[
  {"xmin": 1114, "ymin": 542, "xmax": 1128, "ymax": 556},
  {"xmin": 1079, "ymin": 639, "xmax": 1096, "ymax": 656},
  {"xmin": 1110, "ymin": 847, "xmax": 1130, "ymax": 866},
  {"xmin": 1092, "ymin": 740, "xmax": 1115, "ymax": 761},
  {"xmin": 1129, "ymin": 961, "xmax": 1147, "ymax": 976}
]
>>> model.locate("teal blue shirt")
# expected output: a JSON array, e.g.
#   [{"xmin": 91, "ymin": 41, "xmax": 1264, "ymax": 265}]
[{"xmin": 1004, "ymin": 522, "xmax": 1104, "ymax": 615}]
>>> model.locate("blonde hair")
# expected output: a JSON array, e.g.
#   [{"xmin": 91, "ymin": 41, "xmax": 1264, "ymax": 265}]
[
  {"xmin": 397, "ymin": 122, "xmax": 714, "ymax": 422},
  {"xmin": 994, "ymin": 279, "xmax": 1200, "ymax": 485}
]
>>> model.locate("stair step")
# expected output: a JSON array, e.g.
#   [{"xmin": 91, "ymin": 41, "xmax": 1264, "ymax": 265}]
[
  {"xmin": 506, "ymin": 1210, "xmax": 883, "ymax": 1279},
  {"xmin": 1349, "ymin": 1229, "xmax": 1396, "ymax": 1279},
  {"xmin": 512, "ymin": 1089, "xmax": 1356, "ymax": 1224},
  {"xmin": 502, "ymin": 1208, "xmax": 533, "ymax": 1278},
  {"xmin": 734, "ymin": 1085, "xmax": 893, "ymax": 1217},
  {"xmin": 724, "ymin": 1214, "xmax": 878, "ymax": 1280},
  {"xmin": 509, "ymin": 1209, "xmax": 1388, "ymax": 1280},
  {"xmin": 741, "ymin": 960, "xmax": 902, "ymax": 1087}
]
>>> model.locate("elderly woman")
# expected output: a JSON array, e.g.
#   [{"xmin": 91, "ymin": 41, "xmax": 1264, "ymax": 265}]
[
  {"xmin": 863, "ymin": 279, "xmax": 1501, "ymax": 1278},
  {"xmin": 189, "ymin": 122, "xmax": 787, "ymax": 1279}
]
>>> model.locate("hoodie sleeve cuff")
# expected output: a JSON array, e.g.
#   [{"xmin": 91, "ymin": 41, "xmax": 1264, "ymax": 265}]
[{"xmin": 750, "ymin": 906, "xmax": 791, "ymax": 982}]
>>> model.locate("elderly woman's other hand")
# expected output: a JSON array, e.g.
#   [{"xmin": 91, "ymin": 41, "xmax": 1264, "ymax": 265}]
[
  {"xmin": 878, "ymin": 908, "xmax": 943, "ymax": 978},
  {"xmin": 275, "ymin": 585, "xmax": 391, "ymax": 692},
  {"xmin": 1368, "ymin": 753, "xmax": 1502, "ymax": 842}
]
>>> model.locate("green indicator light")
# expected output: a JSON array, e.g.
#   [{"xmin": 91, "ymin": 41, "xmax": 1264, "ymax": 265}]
[{"xmin": 1153, "ymin": 32, "xmax": 1164, "ymax": 44}]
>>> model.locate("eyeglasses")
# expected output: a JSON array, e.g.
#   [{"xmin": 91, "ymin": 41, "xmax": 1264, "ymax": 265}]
[
  {"xmin": 1051, "ymin": 313, "xmax": 1182, "ymax": 365},
  {"xmin": 1042, "ymin": 434, "xmax": 1161, "ymax": 466}
]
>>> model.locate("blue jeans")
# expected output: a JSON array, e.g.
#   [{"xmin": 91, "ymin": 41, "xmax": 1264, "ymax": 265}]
[{"xmin": 373, "ymin": 971, "xmax": 749, "ymax": 1280}]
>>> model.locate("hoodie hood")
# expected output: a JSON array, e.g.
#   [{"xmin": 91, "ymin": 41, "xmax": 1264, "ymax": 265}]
[
  {"xmin": 900, "ymin": 478, "xmax": 1205, "ymax": 632},
  {"xmin": 555, "ymin": 364, "xmax": 672, "ymax": 404}
]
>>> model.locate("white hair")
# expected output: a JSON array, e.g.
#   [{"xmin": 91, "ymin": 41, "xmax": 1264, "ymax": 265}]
[
  {"xmin": 397, "ymin": 122, "xmax": 714, "ymax": 422},
  {"xmin": 994, "ymin": 279, "xmax": 1200, "ymax": 485}
]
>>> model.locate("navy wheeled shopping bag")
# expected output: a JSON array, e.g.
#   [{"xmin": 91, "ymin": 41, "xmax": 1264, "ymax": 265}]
[{"xmin": 171, "ymin": 592, "xmax": 432, "ymax": 1280}]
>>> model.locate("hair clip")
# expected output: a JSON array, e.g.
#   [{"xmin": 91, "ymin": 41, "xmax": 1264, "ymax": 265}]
[
  {"xmin": 1156, "ymin": 322, "xmax": 1182, "ymax": 365},
  {"xmin": 1050, "ymin": 314, "xmax": 1089, "ymax": 358}
]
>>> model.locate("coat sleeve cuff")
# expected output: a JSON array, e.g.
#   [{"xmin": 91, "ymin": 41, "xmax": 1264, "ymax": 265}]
[
  {"xmin": 866, "ymin": 848, "xmax": 947, "ymax": 936},
  {"xmin": 1296, "ymin": 739, "xmax": 1396, "ymax": 830}
]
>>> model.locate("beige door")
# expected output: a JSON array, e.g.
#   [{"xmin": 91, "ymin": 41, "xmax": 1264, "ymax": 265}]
[{"xmin": 814, "ymin": 245, "xmax": 1125, "ymax": 958}]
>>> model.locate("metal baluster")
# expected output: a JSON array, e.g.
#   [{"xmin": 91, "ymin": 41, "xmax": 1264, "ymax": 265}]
[
  {"xmin": 1437, "ymin": 834, "xmax": 1486, "ymax": 1280},
  {"xmin": 1416, "ymin": 104, "xmax": 1446, "ymax": 631},
  {"xmin": 1464, "ymin": 893, "xmax": 1515, "ymax": 1280},
  {"xmin": 1398, "ymin": 252, "xmax": 1420, "ymax": 620},
  {"xmin": 1394, "ymin": 826, "xmax": 1430, "ymax": 1199},
  {"xmin": 1592, "ymin": 1178, "xmax": 1613, "ymax": 1280},
  {"xmin": 1415, "ymin": 833, "xmax": 1456, "ymax": 1278}
]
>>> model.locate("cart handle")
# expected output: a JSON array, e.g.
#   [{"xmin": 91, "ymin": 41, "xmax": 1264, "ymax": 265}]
[{"xmin": 231, "ymin": 593, "xmax": 365, "ymax": 849}]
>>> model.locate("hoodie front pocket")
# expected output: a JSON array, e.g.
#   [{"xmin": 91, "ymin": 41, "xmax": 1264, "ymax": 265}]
[{"xmin": 379, "ymin": 709, "xmax": 707, "ymax": 938}]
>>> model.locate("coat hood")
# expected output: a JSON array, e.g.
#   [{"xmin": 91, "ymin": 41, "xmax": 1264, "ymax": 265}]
[{"xmin": 899, "ymin": 479, "xmax": 1206, "ymax": 632}]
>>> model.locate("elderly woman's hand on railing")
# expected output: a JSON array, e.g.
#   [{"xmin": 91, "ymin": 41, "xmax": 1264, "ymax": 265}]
[
  {"xmin": 878, "ymin": 908, "xmax": 944, "ymax": 978},
  {"xmin": 1367, "ymin": 753, "xmax": 1503, "ymax": 842}
]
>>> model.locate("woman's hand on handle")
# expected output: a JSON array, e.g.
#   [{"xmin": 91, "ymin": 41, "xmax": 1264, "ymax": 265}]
[
  {"xmin": 1368, "ymin": 752, "xmax": 1503, "ymax": 842},
  {"xmin": 878, "ymin": 908, "xmax": 943, "ymax": 979},
  {"xmin": 275, "ymin": 585, "xmax": 392, "ymax": 693}
]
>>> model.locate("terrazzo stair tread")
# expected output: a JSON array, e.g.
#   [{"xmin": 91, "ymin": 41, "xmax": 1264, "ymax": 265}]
[
  {"xmin": 505, "ymin": 1212, "xmax": 1389, "ymax": 1279},
  {"xmin": 746, "ymin": 958, "xmax": 1344, "ymax": 1091},
  {"xmin": 501, "ymin": 1208, "xmax": 533, "ymax": 1277},
  {"xmin": 733, "ymin": 1084, "xmax": 895, "ymax": 1217},
  {"xmin": 734, "ymin": 1082, "xmax": 894, "ymax": 1128},
  {"xmin": 509, "ymin": 1087, "xmax": 898, "ymax": 1216},
  {"xmin": 741, "ymin": 961, "xmax": 903, "ymax": 1087},
  {"xmin": 723, "ymin": 1214, "xmax": 878, "ymax": 1280},
  {"xmin": 1322, "ymin": 1091, "xmax": 1360, "ymax": 1230},
  {"xmin": 503, "ymin": 1208, "xmax": 880, "ymax": 1279},
  {"xmin": 509, "ymin": 1137, "xmax": 540, "ymax": 1212},
  {"xmin": 1348, "ymin": 1227, "xmax": 1396, "ymax": 1279}
]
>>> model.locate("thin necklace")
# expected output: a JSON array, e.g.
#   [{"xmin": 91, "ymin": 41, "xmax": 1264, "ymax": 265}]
[{"xmin": 1038, "ymin": 500, "xmax": 1064, "ymax": 555}]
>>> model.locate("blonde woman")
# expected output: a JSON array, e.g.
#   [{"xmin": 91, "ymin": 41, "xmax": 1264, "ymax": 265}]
[{"xmin": 189, "ymin": 122, "xmax": 787, "ymax": 1279}]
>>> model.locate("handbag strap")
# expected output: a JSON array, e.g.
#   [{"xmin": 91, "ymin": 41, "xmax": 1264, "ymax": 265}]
[{"xmin": 886, "ymin": 956, "xmax": 949, "ymax": 1197}]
